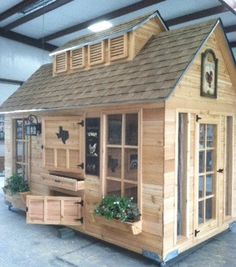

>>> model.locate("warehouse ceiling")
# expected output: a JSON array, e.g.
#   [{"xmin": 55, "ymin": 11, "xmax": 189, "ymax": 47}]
[{"xmin": 0, "ymin": 0, "xmax": 235, "ymax": 57}]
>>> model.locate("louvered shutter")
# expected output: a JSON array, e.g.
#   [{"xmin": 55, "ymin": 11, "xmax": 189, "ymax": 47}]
[
  {"xmin": 109, "ymin": 34, "xmax": 128, "ymax": 61},
  {"xmin": 88, "ymin": 41, "xmax": 105, "ymax": 66},
  {"xmin": 54, "ymin": 52, "xmax": 67, "ymax": 73},
  {"xmin": 70, "ymin": 47, "xmax": 85, "ymax": 69}
]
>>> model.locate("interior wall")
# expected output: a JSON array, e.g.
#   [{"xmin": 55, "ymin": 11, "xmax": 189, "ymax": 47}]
[
  {"xmin": 0, "ymin": 37, "xmax": 52, "ymax": 176},
  {"xmin": 0, "ymin": 37, "xmax": 51, "ymax": 82}
]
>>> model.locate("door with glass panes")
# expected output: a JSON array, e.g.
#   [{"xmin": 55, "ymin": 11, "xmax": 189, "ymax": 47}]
[{"xmin": 194, "ymin": 116, "xmax": 221, "ymax": 238}]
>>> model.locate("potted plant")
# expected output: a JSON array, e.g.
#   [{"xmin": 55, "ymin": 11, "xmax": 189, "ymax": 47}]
[
  {"xmin": 94, "ymin": 195, "xmax": 142, "ymax": 235},
  {"xmin": 2, "ymin": 174, "xmax": 30, "ymax": 211}
]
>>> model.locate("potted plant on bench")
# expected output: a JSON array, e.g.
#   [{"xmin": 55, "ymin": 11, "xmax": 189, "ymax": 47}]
[
  {"xmin": 2, "ymin": 174, "xmax": 30, "ymax": 211},
  {"xmin": 94, "ymin": 195, "xmax": 142, "ymax": 235}
]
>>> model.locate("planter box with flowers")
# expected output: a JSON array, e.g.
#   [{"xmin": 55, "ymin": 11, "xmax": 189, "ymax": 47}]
[
  {"xmin": 2, "ymin": 174, "xmax": 30, "ymax": 211},
  {"xmin": 94, "ymin": 195, "xmax": 142, "ymax": 235}
]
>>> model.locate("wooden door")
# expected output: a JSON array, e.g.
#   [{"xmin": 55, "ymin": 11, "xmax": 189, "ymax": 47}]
[
  {"xmin": 194, "ymin": 115, "xmax": 221, "ymax": 239},
  {"xmin": 26, "ymin": 195, "xmax": 83, "ymax": 225},
  {"xmin": 42, "ymin": 116, "xmax": 84, "ymax": 175}
]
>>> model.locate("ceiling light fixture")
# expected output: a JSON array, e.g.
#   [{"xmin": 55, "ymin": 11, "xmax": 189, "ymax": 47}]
[
  {"xmin": 21, "ymin": 0, "xmax": 56, "ymax": 15},
  {"xmin": 88, "ymin": 20, "xmax": 113, "ymax": 33}
]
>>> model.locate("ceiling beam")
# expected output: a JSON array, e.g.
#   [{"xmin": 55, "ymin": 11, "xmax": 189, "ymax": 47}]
[
  {"xmin": 0, "ymin": 78, "xmax": 24, "ymax": 86},
  {"xmin": 41, "ymin": 0, "xmax": 165, "ymax": 41},
  {"xmin": 166, "ymin": 5, "xmax": 228, "ymax": 26},
  {"xmin": 4, "ymin": 0, "xmax": 73, "ymax": 30},
  {"xmin": 0, "ymin": 28, "xmax": 57, "ymax": 51},
  {"xmin": 0, "ymin": 0, "xmax": 39, "ymax": 22},
  {"xmin": 230, "ymin": 41, "xmax": 236, "ymax": 48},
  {"xmin": 224, "ymin": 24, "xmax": 236, "ymax": 33},
  {"xmin": 219, "ymin": 0, "xmax": 236, "ymax": 15}
]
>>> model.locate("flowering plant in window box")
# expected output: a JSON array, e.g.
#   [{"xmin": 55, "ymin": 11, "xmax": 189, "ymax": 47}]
[
  {"xmin": 94, "ymin": 195, "xmax": 142, "ymax": 235},
  {"xmin": 2, "ymin": 174, "xmax": 30, "ymax": 211}
]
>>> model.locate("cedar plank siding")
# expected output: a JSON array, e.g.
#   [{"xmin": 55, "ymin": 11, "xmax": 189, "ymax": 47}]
[
  {"xmin": 4, "ymin": 106, "xmax": 165, "ymax": 256},
  {"xmin": 163, "ymin": 29, "xmax": 236, "ymax": 257}
]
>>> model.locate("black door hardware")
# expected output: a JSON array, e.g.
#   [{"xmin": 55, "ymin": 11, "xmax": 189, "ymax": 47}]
[
  {"xmin": 195, "ymin": 229, "xmax": 200, "ymax": 237},
  {"xmin": 196, "ymin": 115, "xmax": 202, "ymax": 122},
  {"xmin": 77, "ymin": 163, "xmax": 84, "ymax": 169}
]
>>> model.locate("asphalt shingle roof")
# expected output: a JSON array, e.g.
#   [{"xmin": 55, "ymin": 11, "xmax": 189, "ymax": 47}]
[{"xmin": 0, "ymin": 19, "xmax": 218, "ymax": 113}]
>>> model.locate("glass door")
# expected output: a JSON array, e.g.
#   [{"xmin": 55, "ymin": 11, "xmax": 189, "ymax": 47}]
[{"xmin": 195, "ymin": 120, "xmax": 219, "ymax": 238}]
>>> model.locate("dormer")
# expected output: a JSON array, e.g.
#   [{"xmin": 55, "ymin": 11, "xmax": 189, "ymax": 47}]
[{"xmin": 50, "ymin": 12, "xmax": 168, "ymax": 76}]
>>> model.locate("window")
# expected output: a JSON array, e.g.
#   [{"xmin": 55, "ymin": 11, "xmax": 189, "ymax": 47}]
[
  {"xmin": 85, "ymin": 118, "xmax": 100, "ymax": 176},
  {"xmin": 177, "ymin": 113, "xmax": 188, "ymax": 238},
  {"xmin": 105, "ymin": 113, "xmax": 139, "ymax": 203},
  {"xmin": 225, "ymin": 116, "xmax": 233, "ymax": 217},
  {"xmin": 0, "ymin": 115, "xmax": 4, "ymax": 140},
  {"xmin": 15, "ymin": 119, "xmax": 29, "ymax": 180}
]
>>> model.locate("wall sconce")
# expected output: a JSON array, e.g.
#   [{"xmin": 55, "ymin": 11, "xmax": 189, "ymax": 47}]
[{"xmin": 25, "ymin": 114, "xmax": 41, "ymax": 136}]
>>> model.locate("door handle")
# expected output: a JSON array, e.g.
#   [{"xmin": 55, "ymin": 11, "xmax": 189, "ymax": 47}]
[{"xmin": 217, "ymin": 168, "xmax": 224, "ymax": 173}]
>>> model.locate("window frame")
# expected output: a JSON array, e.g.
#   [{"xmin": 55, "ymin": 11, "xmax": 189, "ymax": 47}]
[
  {"xmin": 176, "ymin": 112, "xmax": 189, "ymax": 242},
  {"xmin": 103, "ymin": 111, "xmax": 141, "ymax": 207},
  {"xmin": 224, "ymin": 116, "xmax": 234, "ymax": 219}
]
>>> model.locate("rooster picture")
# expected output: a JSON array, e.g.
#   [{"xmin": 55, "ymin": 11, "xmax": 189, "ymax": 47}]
[
  {"xmin": 89, "ymin": 143, "xmax": 97, "ymax": 156},
  {"xmin": 205, "ymin": 70, "xmax": 213, "ymax": 88}
]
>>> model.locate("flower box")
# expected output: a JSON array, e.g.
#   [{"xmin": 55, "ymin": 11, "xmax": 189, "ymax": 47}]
[
  {"xmin": 93, "ymin": 215, "xmax": 142, "ymax": 235},
  {"xmin": 2, "ymin": 187, "xmax": 31, "ymax": 211}
]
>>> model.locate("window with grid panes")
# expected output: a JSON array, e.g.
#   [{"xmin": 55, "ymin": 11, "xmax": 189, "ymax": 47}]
[
  {"xmin": 106, "ymin": 113, "xmax": 139, "ymax": 203},
  {"xmin": 15, "ymin": 119, "xmax": 29, "ymax": 180}
]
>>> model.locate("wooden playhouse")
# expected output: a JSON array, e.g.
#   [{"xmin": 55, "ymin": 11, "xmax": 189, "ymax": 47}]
[{"xmin": 1, "ymin": 12, "xmax": 236, "ymax": 265}]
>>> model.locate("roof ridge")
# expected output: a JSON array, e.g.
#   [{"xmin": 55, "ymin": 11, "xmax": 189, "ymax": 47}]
[{"xmin": 50, "ymin": 11, "xmax": 164, "ymax": 56}]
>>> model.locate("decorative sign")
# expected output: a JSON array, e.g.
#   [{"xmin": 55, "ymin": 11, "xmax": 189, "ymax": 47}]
[
  {"xmin": 86, "ymin": 118, "xmax": 100, "ymax": 176},
  {"xmin": 200, "ymin": 49, "xmax": 218, "ymax": 98},
  {"xmin": 56, "ymin": 126, "xmax": 69, "ymax": 144}
]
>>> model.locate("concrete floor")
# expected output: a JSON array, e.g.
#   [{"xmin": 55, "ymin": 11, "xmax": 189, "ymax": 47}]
[{"xmin": 0, "ymin": 176, "xmax": 236, "ymax": 267}]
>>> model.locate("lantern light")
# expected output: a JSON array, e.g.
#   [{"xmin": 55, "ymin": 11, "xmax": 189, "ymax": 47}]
[{"xmin": 25, "ymin": 114, "xmax": 41, "ymax": 136}]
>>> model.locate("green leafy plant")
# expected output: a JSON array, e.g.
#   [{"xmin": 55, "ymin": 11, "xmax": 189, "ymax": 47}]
[
  {"xmin": 95, "ymin": 195, "xmax": 141, "ymax": 223},
  {"xmin": 4, "ymin": 174, "xmax": 29, "ymax": 195}
]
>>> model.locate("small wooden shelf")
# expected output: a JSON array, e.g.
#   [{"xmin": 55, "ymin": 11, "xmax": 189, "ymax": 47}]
[
  {"xmin": 94, "ymin": 215, "xmax": 142, "ymax": 235},
  {"xmin": 41, "ymin": 173, "xmax": 84, "ymax": 192}
]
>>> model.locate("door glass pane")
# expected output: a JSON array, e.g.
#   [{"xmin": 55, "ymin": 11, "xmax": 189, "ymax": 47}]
[
  {"xmin": 207, "ymin": 125, "xmax": 214, "ymax": 148},
  {"xmin": 125, "ymin": 114, "xmax": 138, "ymax": 146},
  {"xmin": 124, "ymin": 183, "xmax": 137, "ymax": 203},
  {"xmin": 124, "ymin": 148, "xmax": 138, "ymax": 181},
  {"xmin": 16, "ymin": 164, "xmax": 23, "ymax": 176},
  {"xmin": 16, "ymin": 141, "xmax": 24, "ymax": 162},
  {"xmin": 199, "ymin": 176, "xmax": 204, "ymax": 198},
  {"xmin": 107, "ymin": 148, "xmax": 121, "ymax": 178},
  {"xmin": 198, "ymin": 201, "xmax": 204, "ymax": 225},
  {"xmin": 206, "ymin": 198, "xmax": 213, "ymax": 220},
  {"xmin": 199, "ymin": 151, "xmax": 205, "ymax": 173},
  {"xmin": 199, "ymin": 124, "xmax": 205, "ymax": 149},
  {"xmin": 206, "ymin": 174, "xmax": 213, "ymax": 196},
  {"xmin": 107, "ymin": 180, "xmax": 121, "ymax": 196},
  {"xmin": 107, "ymin": 115, "xmax": 122, "ymax": 145},
  {"xmin": 206, "ymin": 150, "xmax": 213, "ymax": 172},
  {"xmin": 16, "ymin": 120, "xmax": 23, "ymax": 139}
]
